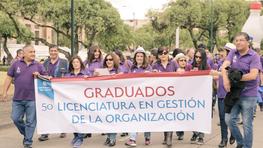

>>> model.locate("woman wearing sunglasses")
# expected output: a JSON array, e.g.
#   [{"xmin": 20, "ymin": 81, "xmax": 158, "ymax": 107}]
[
  {"xmin": 152, "ymin": 46, "xmax": 178, "ymax": 146},
  {"xmin": 190, "ymin": 48, "xmax": 210, "ymax": 145},
  {"xmin": 102, "ymin": 52, "xmax": 120, "ymax": 147}
]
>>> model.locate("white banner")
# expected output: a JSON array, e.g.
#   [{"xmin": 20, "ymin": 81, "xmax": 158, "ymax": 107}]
[{"xmin": 35, "ymin": 71, "xmax": 213, "ymax": 134}]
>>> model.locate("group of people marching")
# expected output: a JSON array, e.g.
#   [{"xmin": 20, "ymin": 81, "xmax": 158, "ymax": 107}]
[{"xmin": 1, "ymin": 32, "xmax": 262, "ymax": 148}]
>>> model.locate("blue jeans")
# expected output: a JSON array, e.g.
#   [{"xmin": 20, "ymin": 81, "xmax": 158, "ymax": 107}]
[
  {"xmin": 218, "ymin": 98, "xmax": 228, "ymax": 140},
  {"xmin": 73, "ymin": 133, "xmax": 84, "ymax": 141},
  {"xmin": 107, "ymin": 133, "xmax": 117, "ymax": 140},
  {"xmin": 129, "ymin": 132, "xmax": 151, "ymax": 141},
  {"xmin": 225, "ymin": 96, "xmax": 257, "ymax": 148},
  {"xmin": 11, "ymin": 100, "xmax": 36, "ymax": 145}
]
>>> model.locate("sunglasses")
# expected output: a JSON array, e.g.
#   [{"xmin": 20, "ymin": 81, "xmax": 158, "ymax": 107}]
[
  {"xmin": 158, "ymin": 51, "xmax": 169, "ymax": 55},
  {"xmin": 179, "ymin": 59, "xmax": 187, "ymax": 62},
  {"xmin": 106, "ymin": 58, "xmax": 113, "ymax": 61},
  {"xmin": 195, "ymin": 56, "xmax": 202, "ymax": 59}
]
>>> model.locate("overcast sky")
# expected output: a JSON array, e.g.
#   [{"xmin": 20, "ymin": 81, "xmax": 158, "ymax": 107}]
[{"xmin": 107, "ymin": 0, "xmax": 170, "ymax": 20}]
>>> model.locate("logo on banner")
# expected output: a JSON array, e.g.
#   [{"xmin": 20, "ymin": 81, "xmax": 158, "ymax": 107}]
[{"xmin": 37, "ymin": 79, "xmax": 54, "ymax": 99}]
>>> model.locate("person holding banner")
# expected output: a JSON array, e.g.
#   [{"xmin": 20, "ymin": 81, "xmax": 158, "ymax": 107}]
[
  {"xmin": 101, "ymin": 52, "xmax": 121, "ymax": 147},
  {"xmin": 84, "ymin": 45, "xmax": 103, "ymax": 76},
  {"xmin": 113, "ymin": 49, "xmax": 132, "ymax": 74},
  {"xmin": 152, "ymin": 46, "xmax": 177, "ymax": 146},
  {"xmin": 125, "ymin": 47, "xmax": 152, "ymax": 147},
  {"xmin": 190, "ymin": 47, "xmax": 210, "ymax": 145},
  {"xmin": 222, "ymin": 32, "xmax": 261, "ymax": 148},
  {"xmin": 38, "ymin": 45, "xmax": 69, "ymax": 141},
  {"xmin": 1, "ymin": 45, "xmax": 47, "ymax": 148},
  {"xmin": 173, "ymin": 53, "xmax": 191, "ymax": 141},
  {"xmin": 65, "ymin": 56, "xmax": 89, "ymax": 148}
]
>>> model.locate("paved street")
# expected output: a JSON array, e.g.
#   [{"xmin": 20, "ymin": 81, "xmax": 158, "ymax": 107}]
[{"xmin": 0, "ymin": 99, "xmax": 263, "ymax": 148}]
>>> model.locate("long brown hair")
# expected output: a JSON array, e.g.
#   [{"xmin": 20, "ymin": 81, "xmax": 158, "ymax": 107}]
[
  {"xmin": 87, "ymin": 45, "xmax": 102, "ymax": 64},
  {"xmin": 131, "ymin": 52, "xmax": 149, "ymax": 70},
  {"xmin": 69, "ymin": 56, "xmax": 85, "ymax": 73},
  {"xmin": 103, "ymin": 52, "xmax": 119, "ymax": 71}
]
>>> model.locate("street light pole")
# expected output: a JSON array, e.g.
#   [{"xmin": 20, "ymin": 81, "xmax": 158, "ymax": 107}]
[
  {"xmin": 70, "ymin": 0, "xmax": 74, "ymax": 57},
  {"xmin": 209, "ymin": 0, "xmax": 214, "ymax": 52}
]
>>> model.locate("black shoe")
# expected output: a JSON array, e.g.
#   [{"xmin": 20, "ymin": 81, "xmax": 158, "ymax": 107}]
[
  {"xmin": 218, "ymin": 139, "xmax": 227, "ymax": 147},
  {"xmin": 197, "ymin": 138, "xmax": 204, "ymax": 145},
  {"xmin": 24, "ymin": 144, "xmax": 32, "ymax": 148},
  {"xmin": 83, "ymin": 133, "xmax": 92, "ymax": 138},
  {"xmin": 38, "ymin": 135, "xmax": 49, "ymax": 141},
  {"xmin": 236, "ymin": 144, "xmax": 243, "ymax": 148},
  {"xmin": 229, "ymin": 135, "xmax": 235, "ymax": 145},
  {"xmin": 190, "ymin": 134, "xmax": 197, "ymax": 144},
  {"xmin": 178, "ymin": 135, "xmax": 183, "ymax": 140},
  {"xmin": 108, "ymin": 139, "xmax": 116, "ymax": 147},
  {"xmin": 101, "ymin": 133, "xmax": 106, "ymax": 136},
  {"xmin": 59, "ymin": 133, "xmax": 66, "ymax": 138},
  {"xmin": 120, "ymin": 133, "xmax": 128, "ymax": 137},
  {"xmin": 104, "ymin": 138, "xmax": 110, "ymax": 145}
]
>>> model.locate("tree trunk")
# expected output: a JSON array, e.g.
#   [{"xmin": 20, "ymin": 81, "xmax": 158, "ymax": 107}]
[
  {"xmin": 3, "ymin": 36, "xmax": 13, "ymax": 64},
  {"xmin": 188, "ymin": 28, "xmax": 198, "ymax": 49}
]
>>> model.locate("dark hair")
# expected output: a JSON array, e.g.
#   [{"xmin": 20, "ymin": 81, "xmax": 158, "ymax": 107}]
[
  {"xmin": 87, "ymin": 45, "xmax": 102, "ymax": 64},
  {"xmin": 197, "ymin": 43, "xmax": 207, "ymax": 50},
  {"xmin": 172, "ymin": 48, "xmax": 184, "ymax": 58},
  {"xmin": 131, "ymin": 52, "xmax": 149, "ymax": 70},
  {"xmin": 103, "ymin": 52, "xmax": 119, "ymax": 71},
  {"xmin": 114, "ymin": 49, "xmax": 125, "ymax": 63},
  {"xmin": 49, "ymin": 44, "xmax": 58, "ymax": 51},
  {"xmin": 150, "ymin": 48, "xmax": 158, "ymax": 57},
  {"xmin": 234, "ymin": 32, "xmax": 250, "ymax": 41},
  {"xmin": 69, "ymin": 56, "xmax": 85, "ymax": 73},
  {"xmin": 157, "ymin": 46, "xmax": 169, "ymax": 55},
  {"xmin": 192, "ymin": 48, "xmax": 208, "ymax": 70},
  {"xmin": 16, "ymin": 49, "xmax": 23, "ymax": 55}
]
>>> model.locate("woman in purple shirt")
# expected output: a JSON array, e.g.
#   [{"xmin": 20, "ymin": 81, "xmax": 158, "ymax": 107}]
[
  {"xmin": 216, "ymin": 46, "xmax": 235, "ymax": 148},
  {"xmin": 113, "ymin": 49, "xmax": 132, "ymax": 74},
  {"xmin": 190, "ymin": 48, "xmax": 210, "ymax": 145},
  {"xmin": 66, "ymin": 56, "xmax": 89, "ymax": 148},
  {"xmin": 125, "ymin": 47, "xmax": 152, "ymax": 147},
  {"xmin": 102, "ymin": 53, "xmax": 120, "ymax": 147},
  {"xmin": 84, "ymin": 45, "xmax": 103, "ymax": 76},
  {"xmin": 152, "ymin": 46, "xmax": 177, "ymax": 146}
]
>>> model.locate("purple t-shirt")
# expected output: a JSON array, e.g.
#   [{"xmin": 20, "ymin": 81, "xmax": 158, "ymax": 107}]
[
  {"xmin": 109, "ymin": 68, "xmax": 119, "ymax": 74},
  {"xmin": 226, "ymin": 49, "xmax": 261, "ymax": 97},
  {"xmin": 152, "ymin": 60, "xmax": 178, "ymax": 72},
  {"xmin": 131, "ymin": 65, "xmax": 152, "ymax": 73},
  {"xmin": 217, "ymin": 60, "xmax": 227, "ymax": 99},
  {"xmin": 119, "ymin": 60, "xmax": 132, "ymax": 73},
  {"xmin": 86, "ymin": 59, "xmax": 103, "ymax": 76},
  {"xmin": 8, "ymin": 59, "xmax": 47, "ymax": 101},
  {"xmin": 65, "ymin": 70, "xmax": 88, "ymax": 77}
]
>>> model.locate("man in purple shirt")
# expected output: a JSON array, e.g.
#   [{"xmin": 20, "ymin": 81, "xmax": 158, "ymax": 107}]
[
  {"xmin": 222, "ymin": 32, "xmax": 261, "ymax": 148},
  {"xmin": 39, "ymin": 45, "xmax": 68, "ymax": 141},
  {"xmin": 2, "ymin": 45, "xmax": 46, "ymax": 148}
]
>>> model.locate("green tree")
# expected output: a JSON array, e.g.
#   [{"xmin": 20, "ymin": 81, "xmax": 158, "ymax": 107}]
[
  {"xmin": 0, "ymin": 0, "xmax": 133, "ymax": 59},
  {"xmin": 146, "ymin": 0, "xmax": 249, "ymax": 50},
  {"xmin": 0, "ymin": 12, "xmax": 32, "ymax": 63}
]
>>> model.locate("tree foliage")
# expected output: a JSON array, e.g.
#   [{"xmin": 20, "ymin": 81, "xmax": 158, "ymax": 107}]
[
  {"xmin": 141, "ymin": 0, "xmax": 249, "ymax": 51},
  {"xmin": 0, "ymin": 0, "xmax": 133, "ymax": 59}
]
